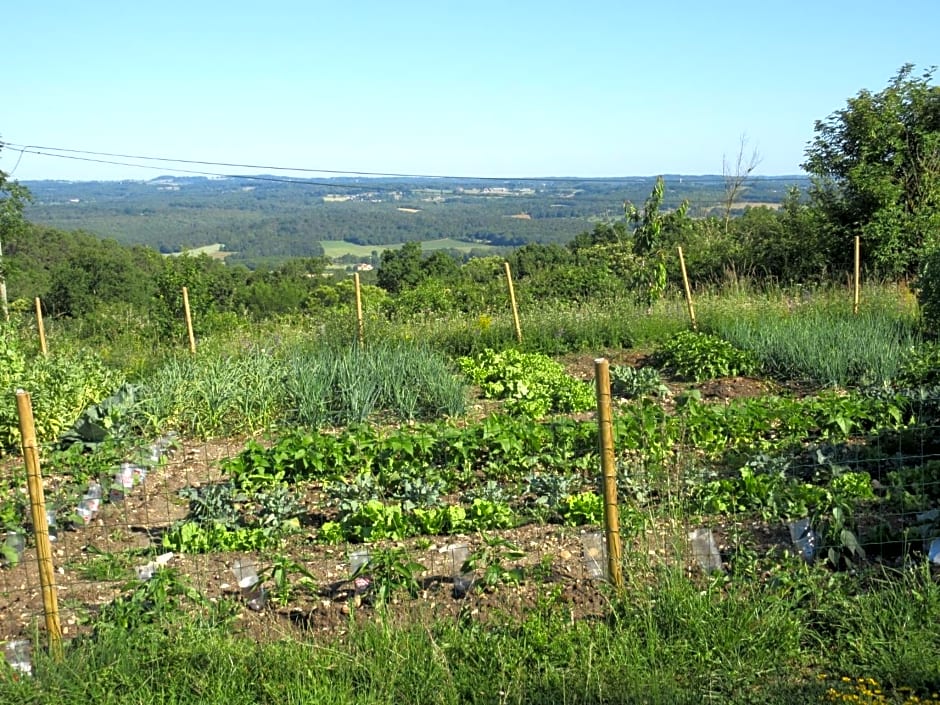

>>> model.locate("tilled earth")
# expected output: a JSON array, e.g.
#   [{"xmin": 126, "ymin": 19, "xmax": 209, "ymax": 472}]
[
  {"xmin": 1, "ymin": 371, "xmax": 793, "ymax": 647},
  {"xmin": 0, "ymin": 438, "xmax": 634, "ymax": 645}
]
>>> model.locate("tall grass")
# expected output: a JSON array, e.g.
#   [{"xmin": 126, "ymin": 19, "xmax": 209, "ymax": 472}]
[
  {"xmin": 5, "ymin": 564, "xmax": 938, "ymax": 704},
  {"xmin": 134, "ymin": 335, "xmax": 467, "ymax": 437},
  {"xmin": 698, "ymin": 284, "xmax": 921, "ymax": 386},
  {"xmin": 135, "ymin": 344, "xmax": 287, "ymax": 438},
  {"xmin": 282, "ymin": 339, "xmax": 466, "ymax": 426},
  {"xmin": 381, "ymin": 295, "xmax": 689, "ymax": 357}
]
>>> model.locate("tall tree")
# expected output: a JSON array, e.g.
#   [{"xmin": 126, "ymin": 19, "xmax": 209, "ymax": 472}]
[
  {"xmin": 802, "ymin": 65, "xmax": 940, "ymax": 277},
  {"xmin": 0, "ymin": 140, "xmax": 32, "ymax": 320},
  {"xmin": 377, "ymin": 241, "xmax": 424, "ymax": 293},
  {"xmin": 626, "ymin": 176, "xmax": 690, "ymax": 309}
]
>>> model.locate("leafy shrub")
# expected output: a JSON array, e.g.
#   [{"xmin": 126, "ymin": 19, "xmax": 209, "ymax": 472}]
[
  {"xmin": 462, "ymin": 534, "xmax": 526, "ymax": 589},
  {"xmin": 337, "ymin": 500, "xmax": 411, "ymax": 542},
  {"xmin": 916, "ymin": 245, "xmax": 940, "ymax": 337},
  {"xmin": 327, "ymin": 473, "xmax": 382, "ymax": 513},
  {"xmin": 260, "ymin": 555, "xmax": 317, "ymax": 607},
  {"xmin": 411, "ymin": 505, "xmax": 467, "ymax": 535},
  {"xmin": 221, "ymin": 414, "xmax": 600, "ymax": 494},
  {"xmin": 458, "ymin": 348, "xmax": 594, "ymax": 417},
  {"xmin": 320, "ymin": 499, "xmax": 484, "ymax": 543},
  {"xmin": 466, "ymin": 498, "xmax": 516, "ymax": 529},
  {"xmin": 464, "ymin": 479, "xmax": 513, "ymax": 505},
  {"xmin": 0, "ymin": 329, "xmax": 123, "ymax": 454},
  {"xmin": 164, "ymin": 472, "xmax": 303, "ymax": 554},
  {"xmin": 897, "ymin": 342, "xmax": 940, "ymax": 386},
  {"xmin": 693, "ymin": 465, "xmax": 828, "ymax": 520},
  {"xmin": 161, "ymin": 522, "xmax": 282, "ymax": 553},
  {"xmin": 522, "ymin": 473, "xmax": 581, "ymax": 520},
  {"xmin": 356, "ymin": 547, "xmax": 426, "ymax": 604},
  {"xmin": 94, "ymin": 568, "xmax": 218, "ymax": 631},
  {"xmin": 651, "ymin": 331, "xmax": 760, "ymax": 382}
]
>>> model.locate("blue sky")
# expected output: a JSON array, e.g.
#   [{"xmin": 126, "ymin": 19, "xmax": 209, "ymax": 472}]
[{"xmin": 1, "ymin": 0, "xmax": 937, "ymax": 181}]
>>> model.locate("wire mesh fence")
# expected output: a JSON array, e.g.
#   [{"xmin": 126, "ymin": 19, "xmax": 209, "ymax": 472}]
[
  {"xmin": 4, "ymin": 216, "xmax": 940, "ymax": 702},
  {"xmin": 0, "ymin": 428, "xmax": 611, "ymax": 648},
  {"xmin": 3, "ymin": 370, "xmax": 940, "ymax": 667}
]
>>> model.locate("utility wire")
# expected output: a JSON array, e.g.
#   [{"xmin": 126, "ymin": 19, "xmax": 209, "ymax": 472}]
[
  {"xmin": 4, "ymin": 147, "xmax": 405, "ymax": 191},
  {"xmin": 7, "ymin": 142, "xmax": 469, "ymax": 180},
  {"xmin": 2, "ymin": 140, "xmax": 808, "ymax": 185}
]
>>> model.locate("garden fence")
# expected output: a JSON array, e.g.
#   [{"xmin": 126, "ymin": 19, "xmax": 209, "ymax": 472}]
[{"xmin": 3, "ymin": 378, "xmax": 940, "ymax": 668}]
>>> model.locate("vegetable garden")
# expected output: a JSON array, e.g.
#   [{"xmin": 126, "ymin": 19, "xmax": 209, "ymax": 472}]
[{"xmin": 1, "ymin": 283, "xmax": 939, "ymax": 703}]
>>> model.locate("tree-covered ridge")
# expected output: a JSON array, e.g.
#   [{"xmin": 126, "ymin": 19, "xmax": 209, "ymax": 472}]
[
  {"xmin": 22, "ymin": 174, "xmax": 807, "ymax": 268},
  {"xmin": 1, "ymin": 65, "xmax": 938, "ymax": 330}
]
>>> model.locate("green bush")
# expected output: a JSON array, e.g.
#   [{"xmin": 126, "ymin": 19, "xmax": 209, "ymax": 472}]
[
  {"xmin": 610, "ymin": 365, "xmax": 669, "ymax": 399},
  {"xmin": 458, "ymin": 348, "xmax": 595, "ymax": 417},
  {"xmin": 916, "ymin": 246, "xmax": 940, "ymax": 338},
  {"xmin": 0, "ymin": 327, "xmax": 123, "ymax": 454},
  {"xmin": 897, "ymin": 342, "xmax": 940, "ymax": 386},
  {"xmin": 651, "ymin": 331, "xmax": 759, "ymax": 382}
]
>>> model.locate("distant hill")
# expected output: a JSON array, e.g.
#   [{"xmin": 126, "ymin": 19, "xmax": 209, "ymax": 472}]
[{"xmin": 22, "ymin": 174, "xmax": 809, "ymax": 268}]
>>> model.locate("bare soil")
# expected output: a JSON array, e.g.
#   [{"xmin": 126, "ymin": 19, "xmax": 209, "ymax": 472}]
[{"xmin": 0, "ymin": 440, "xmax": 626, "ymax": 644}]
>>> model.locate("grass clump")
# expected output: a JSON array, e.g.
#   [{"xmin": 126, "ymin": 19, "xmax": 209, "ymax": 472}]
[
  {"xmin": 135, "ymin": 344, "xmax": 286, "ymax": 438},
  {"xmin": 283, "ymin": 340, "xmax": 466, "ymax": 426},
  {"xmin": 133, "ymin": 338, "xmax": 466, "ymax": 436},
  {"xmin": 701, "ymin": 288, "xmax": 920, "ymax": 386},
  {"xmin": 6, "ymin": 565, "xmax": 939, "ymax": 704},
  {"xmin": 407, "ymin": 295, "xmax": 687, "ymax": 357}
]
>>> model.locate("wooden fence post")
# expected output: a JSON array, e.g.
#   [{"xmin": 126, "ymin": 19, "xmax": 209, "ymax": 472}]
[
  {"xmin": 182, "ymin": 287, "xmax": 196, "ymax": 354},
  {"xmin": 16, "ymin": 390, "xmax": 63, "ymax": 661},
  {"xmin": 354, "ymin": 272, "xmax": 365, "ymax": 345},
  {"xmin": 677, "ymin": 246, "xmax": 697, "ymax": 331},
  {"xmin": 35, "ymin": 297, "xmax": 48, "ymax": 357},
  {"xmin": 594, "ymin": 358, "xmax": 623, "ymax": 589},
  {"xmin": 853, "ymin": 236, "xmax": 861, "ymax": 315},
  {"xmin": 504, "ymin": 261, "xmax": 523, "ymax": 344}
]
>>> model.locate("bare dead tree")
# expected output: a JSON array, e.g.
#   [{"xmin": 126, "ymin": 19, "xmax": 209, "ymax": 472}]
[{"xmin": 722, "ymin": 134, "xmax": 762, "ymax": 234}]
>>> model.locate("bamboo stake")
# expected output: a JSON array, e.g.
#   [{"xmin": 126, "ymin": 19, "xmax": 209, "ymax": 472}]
[
  {"xmin": 594, "ymin": 359, "xmax": 623, "ymax": 589},
  {"xmin": 16, "ymin": 390, "xmax": 63, "ymax": 661},
  {"xmin": 677, "ymin": 246, "xmax": 697, "ymax": 331},
  {"xmin": 35, "ymin": 297, "xmax": 48, "ymax": 357},
  {"xmin": 504, "ymin": 261, "xmax": 523, "ymax": 344},
  {"xmin": 853, "ymin": 236, "xmax": 861, "ymax": 315},
  {"xmin": 353, "ymin": 272, "xmax": 365, "ymax": 345},
  {"xmin": 182, "ymin": 286, "xmax": 196, "ymax": 354}
]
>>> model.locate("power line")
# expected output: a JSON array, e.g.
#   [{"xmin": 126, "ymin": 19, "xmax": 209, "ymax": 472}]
[
  {"xmin": 4, "ymin": 147, "xmax": 402, "ymax": 191},
  {"xmin": 7, "ymin": 142, "xmax": 463, "ymax": 180},
  {"xmin": 2, "ymin": 140, "xmax": 809, "ymax": 185}
]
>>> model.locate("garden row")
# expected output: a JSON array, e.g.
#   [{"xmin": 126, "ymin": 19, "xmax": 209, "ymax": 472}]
[
  {"xmin": 163, "ymin": 378, "xmax": 940, "ymax": 571},
  {"xmin": 4, "ymin": 318, "xmax": 940, "ymax": 577}
]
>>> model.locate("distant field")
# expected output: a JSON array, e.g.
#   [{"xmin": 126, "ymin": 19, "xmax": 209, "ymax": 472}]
[
  {"xmin": 167, "ymin": 243, "xmax": 232, "ymax": 259},
  {"xmin": 319, "ymin": 238, "xmax": 500, "ymax": 259},
  {"xmin": 703, "ymin": 201, "xmax": 783, "ymax": 214}
]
